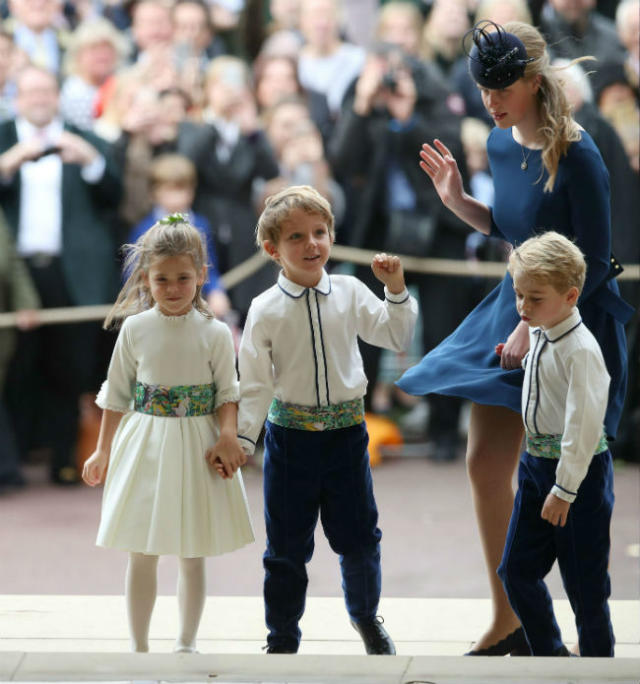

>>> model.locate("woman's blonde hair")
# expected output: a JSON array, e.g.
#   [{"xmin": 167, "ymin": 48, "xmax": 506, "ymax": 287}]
[
  {"xmin": 504, "ymin": 21, "xmax": 593, "ymax": 192},
  {"xmin": 474, "ymin": 0, "xmax": 531, "ymax": 25},
  {"xmin": 104, "ymin": 215, "xmax": 211, "ymax": 329},
  {"xmin": 376, "ymin": 1, "xmax": 425, "ymax": 41},
  {"xmin": 62, "ymin": 18, "xmax": 130, "ymax": 77},
  {"xmin": 256, "ymin": 185, "xmax": 335, "ymax": 249},
  {"xmin": 507, "ymin": 230, "xmax": 586, "ymax": 294}
]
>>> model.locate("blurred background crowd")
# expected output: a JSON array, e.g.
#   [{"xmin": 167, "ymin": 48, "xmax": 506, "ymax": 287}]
[{"xmin": 0, "ymin": 0, "xmax": 637, "ymax": 491}]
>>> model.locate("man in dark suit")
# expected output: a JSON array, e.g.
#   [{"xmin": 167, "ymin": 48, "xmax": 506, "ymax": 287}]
[{"xmin": 0, "ymin": 64, "xmax": 121, "ymax": 484}]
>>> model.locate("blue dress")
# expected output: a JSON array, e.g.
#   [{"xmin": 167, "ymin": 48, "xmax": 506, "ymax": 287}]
[{"xmin": 397, "ymin": 127, "xmax": 633, "ymax": 439}]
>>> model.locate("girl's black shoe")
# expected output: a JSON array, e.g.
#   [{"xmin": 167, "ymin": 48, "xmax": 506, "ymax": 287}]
[{"xmin": 465, "ymin": 626, "xmax": 531, "ymax": 656}]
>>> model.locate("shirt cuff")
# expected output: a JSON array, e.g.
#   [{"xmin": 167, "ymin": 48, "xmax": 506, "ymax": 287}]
[
  {"xmin": 238, "ymin": 435, "xmax": 256, "ymax": 456},
  {"xmin": 81, "ymin": 154, "xmax": 106, "ymax": 183},
  {"xmin": 384, "ymin": 286, "xmax": 410, "ymax": 304},
  {"xmin": 551, "ymin": 483, "xmax": 577, "ymax": 504}
]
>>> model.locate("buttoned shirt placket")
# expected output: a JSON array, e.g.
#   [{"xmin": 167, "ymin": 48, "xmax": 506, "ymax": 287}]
[
  {"xmin": 524, "ymin": 329, "xmax": 547, "ymax": 435},
  {"xmin": 305, "ymin": 287, "xmax": 330, "ymax": 407}
]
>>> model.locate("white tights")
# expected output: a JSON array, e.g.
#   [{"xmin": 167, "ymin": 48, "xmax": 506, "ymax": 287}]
[{"xmin": 126, "ymin": 552, "xmax": 206, "ymax": 653}]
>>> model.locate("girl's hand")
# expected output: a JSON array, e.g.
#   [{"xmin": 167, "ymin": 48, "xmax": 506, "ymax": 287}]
[
  {"xmin": 541, "ymin": 492, "xmax": 571, "ymax": 527},
  {"xmin": 205, "ymin": 434, "xmax": 247, "ymax": 479},
  {"xmin": 82, "ymin": 449, "xmax": 109, "ymax": 486},
  {"xmin": 419, "ymin": 139, "xmax": 465, "ymax": 210},
  {"xmin": 371, "ymin": 253, "xmax": 406, "ymax": 294},
  {"xmin": 498, "ymin": 320, "xmax": 530, "ymax": 370}
]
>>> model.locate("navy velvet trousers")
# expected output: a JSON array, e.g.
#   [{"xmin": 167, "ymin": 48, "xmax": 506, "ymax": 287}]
[
  {"xmin": 498, "ymin": 450, "xmax": 615, "ymax": 656},
  {"xmin": 262, "ymin": 420, "xmax": 382, "ymax": 650}
]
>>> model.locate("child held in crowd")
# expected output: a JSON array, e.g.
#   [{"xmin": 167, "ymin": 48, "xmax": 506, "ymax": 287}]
[
  {"xmin": 498, "ymin": 231, "xmax": 615, "ymax": 657},
  {"xmin": 231, "ymin": 185, "xmax": 417, "ymax": 655},
  {"xmin": 83, "ymin": 215, "xmax": 254, "ymax": 653},
  {"xmin": 129, "ymin": 153, "xmax": 231, "ymax": 318}
]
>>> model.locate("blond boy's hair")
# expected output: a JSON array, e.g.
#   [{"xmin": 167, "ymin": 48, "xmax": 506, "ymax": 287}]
[
  {"xmin": 256, "ymin": 185, "xmax": 335, "ymax": 250},
  {"xmin": 507, "ymin": 231, "xmax": 586, "ymax": 294},
  {"xmin": 149, "ymin": 153, "xmax": 197, "ymax": 189}
]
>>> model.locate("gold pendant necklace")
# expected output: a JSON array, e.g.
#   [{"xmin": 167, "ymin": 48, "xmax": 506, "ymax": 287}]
[{"xmin": 520, "ymin": 145, "xmax": 532, "ymax": 171}]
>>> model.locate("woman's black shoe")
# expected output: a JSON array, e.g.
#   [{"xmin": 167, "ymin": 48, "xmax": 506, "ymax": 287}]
[{"xmin": 465, "ymin": 626, "xmax": 531, "ymax": 656}]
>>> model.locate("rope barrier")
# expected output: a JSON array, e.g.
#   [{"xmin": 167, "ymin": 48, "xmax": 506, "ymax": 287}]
[{"xmin": 0, "ymin": 247, "xmax": 637, "ymax": 329}]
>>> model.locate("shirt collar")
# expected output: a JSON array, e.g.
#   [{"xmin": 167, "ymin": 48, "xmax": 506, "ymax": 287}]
[
  {"xmin": 541, "ymin": 307, "xmax": 582, "ymax": 343},
  {"xmin": 16, "ymin": 116, "xmax": 63, "ymax": 146},
  {"xmin": 277, "ymin": 269, "xmax": 331, "ymax": 298}
]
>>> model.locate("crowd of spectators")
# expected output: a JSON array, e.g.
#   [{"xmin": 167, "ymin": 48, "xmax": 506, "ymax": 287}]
[{"xmin": 0, "ymin": 0, "xmax": 637, "ymax": 488}]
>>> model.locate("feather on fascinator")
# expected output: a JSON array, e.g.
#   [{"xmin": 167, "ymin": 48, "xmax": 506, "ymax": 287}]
[{"xmin": 464, "ymin": 20, "xmax": 534, "ymax": 89}]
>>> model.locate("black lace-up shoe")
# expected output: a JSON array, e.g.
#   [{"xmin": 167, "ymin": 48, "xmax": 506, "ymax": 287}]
[
  {"xmin": 351, "ymin": 616, "xmax": 396, "ymax": 655},
  {"xmin": 263, "ymin": 643, "xmax": 297, "ymax": 654},
  {"xmin": 553, "ymin": 644, "xmax": 573, "ymax": 656}
]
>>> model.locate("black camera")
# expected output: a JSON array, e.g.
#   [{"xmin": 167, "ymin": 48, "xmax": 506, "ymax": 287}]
[
  {"xmin": 381, "ymin": 70, "xmax": 399, "ymax": 92},
  {"xmin": 372, "ymin": 42, "xmax": 409, "ymax": 93},
  {"xmin": 33, "ymin": 145, "xmax": 61, "ymax": 161}
]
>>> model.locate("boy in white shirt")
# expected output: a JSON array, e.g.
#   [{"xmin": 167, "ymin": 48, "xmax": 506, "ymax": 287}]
[
  {"xmin": 235, "ymin": 185, "xmax": 417, "ymax": 654},
  {"xmin": 498, "ymin": 231, "xmax": 614, "ymax": 657}
]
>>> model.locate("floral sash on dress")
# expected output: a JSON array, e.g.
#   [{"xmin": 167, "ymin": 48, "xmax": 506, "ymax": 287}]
[{"xmin": 134, "ymin": 382, "xmax": 215, "ymax": 417}]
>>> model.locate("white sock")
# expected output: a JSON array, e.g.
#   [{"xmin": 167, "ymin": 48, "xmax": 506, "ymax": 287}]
[
  {"xmin": 174, "ymin": 556, "xmax": 206, "ymax": 653},
  {"xmin": 125, "ymin": 552, "xmax": 159, "ymax": 652}
]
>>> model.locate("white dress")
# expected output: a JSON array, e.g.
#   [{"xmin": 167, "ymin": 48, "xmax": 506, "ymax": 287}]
[{"xmin": 95, "ymin": 306, "xmax": 255, "ymax": 558}]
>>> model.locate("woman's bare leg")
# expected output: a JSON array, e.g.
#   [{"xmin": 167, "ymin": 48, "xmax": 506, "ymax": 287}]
[
  {"xmin": 126, "ymin": 552, "xmax": 159, "ymax": 652},
  {"xmin": 466, "ymin": 402, "xmax": 524, "ymax": 652},
  {"xmin": 175, "ymin": 557, "xmax": 206, "ymax": 653}
]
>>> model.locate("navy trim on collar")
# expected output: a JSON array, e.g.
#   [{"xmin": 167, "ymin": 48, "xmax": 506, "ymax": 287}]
[
  {"xmin": 277, "ymin": 270, "xmax": 332, "ymax": 299},
  {"xmin": 544, "ymin": 320, "xmax": 582, "ymax": 343},
  {"xmin": 541, "ymin": 309, "xmax": 582, "ymax": 343}
]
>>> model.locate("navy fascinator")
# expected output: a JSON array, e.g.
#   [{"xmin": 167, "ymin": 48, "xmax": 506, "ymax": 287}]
[{"xmin": 464, "ymin": 20, "xmax": 534, "ymax": 89}]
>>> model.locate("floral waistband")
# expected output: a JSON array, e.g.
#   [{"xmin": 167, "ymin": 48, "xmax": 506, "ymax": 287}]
[
  {"xmin": 134, "ymin": 382, "xmax": 215, "ymax": 417},
  {"xmin": 267, "ymin": 397, "xmax": 365, "ymax": 432},
  {"xmin": 526, "ymin": 430, "xmax": 608, "ymax": 460}
]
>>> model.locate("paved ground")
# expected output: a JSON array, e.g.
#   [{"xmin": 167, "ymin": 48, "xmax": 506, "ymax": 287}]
[{"xmin": 0, "ymin": 450, "xmax": 638, "ymax": 601}]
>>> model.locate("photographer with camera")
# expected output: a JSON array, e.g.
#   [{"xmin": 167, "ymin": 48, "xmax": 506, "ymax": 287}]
[
  {"xmin": 0, "ymin": 64, "xmax": 121, "ymax": 485},
  {"xmin": 329, "ymin": 38, "xmax": 471, "ymax": 461}
]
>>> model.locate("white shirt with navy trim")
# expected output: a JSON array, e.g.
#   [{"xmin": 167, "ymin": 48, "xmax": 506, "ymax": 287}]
[
  {"xmin": 237, "ymin": 269, "xmax": 418, "ymax": 453},
  {"xmin": 521, "ymin": 307, "xmax": 610, "ymax": 503}
]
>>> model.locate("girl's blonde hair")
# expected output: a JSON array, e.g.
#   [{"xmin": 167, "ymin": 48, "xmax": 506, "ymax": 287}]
[
  {"xmin": 256, "ymin": 185, "xmax": 335, "ymax": 249},
  {"xmin": 507, "ymin": 230, "xmax": 586, "ymax": 294},
  {"xmin": 503, "ymin": 21, "xmax": 593, "ymax": 192},
  {"xmin": 104, "ymin": 215, "xmax": 211, "ymax": 329}
]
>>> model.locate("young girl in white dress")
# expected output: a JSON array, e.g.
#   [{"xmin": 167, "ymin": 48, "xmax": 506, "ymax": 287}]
[{"xmin": 82, "ymin": 214, "xmax": 254, "ymax": 654}]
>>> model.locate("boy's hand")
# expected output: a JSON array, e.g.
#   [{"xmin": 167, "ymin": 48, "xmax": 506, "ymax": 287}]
[
  {"xmin": 205, "ymin": 433, "xmax": 247, "ymax": 479},
  {"xmin": 541, "ymin": 492, "xmax": 571, "ymax": 527},
  {"xmin": 371, "ymin": 253, "xmax": 406, "ymax": 295}
]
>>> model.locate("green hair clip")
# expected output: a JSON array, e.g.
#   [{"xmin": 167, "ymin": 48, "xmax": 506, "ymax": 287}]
[{"xmin": 158, "ymin": 212, "xmax": 189, "ymax": 225}]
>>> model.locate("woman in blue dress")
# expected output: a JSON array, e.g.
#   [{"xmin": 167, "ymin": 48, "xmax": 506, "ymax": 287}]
[{"xmin": 397, "ymin": 21, "xmax": 633, "ymax": 655}]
